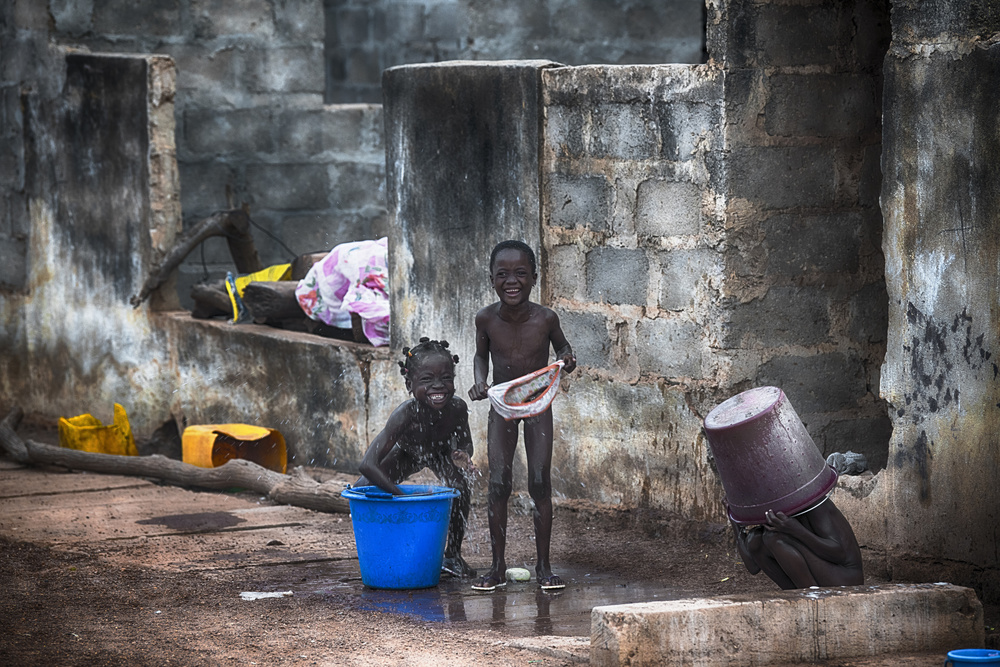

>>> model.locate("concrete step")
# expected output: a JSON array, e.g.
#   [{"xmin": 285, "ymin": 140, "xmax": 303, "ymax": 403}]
[{"xmin": 592, "ymin": 583, "xmax": 984, "ymax": 666}]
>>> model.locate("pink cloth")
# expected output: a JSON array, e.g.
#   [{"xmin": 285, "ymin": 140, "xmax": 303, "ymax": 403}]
[{"xmin": 295, "ymin": 238, "xmax": 390, "ymax": 346}]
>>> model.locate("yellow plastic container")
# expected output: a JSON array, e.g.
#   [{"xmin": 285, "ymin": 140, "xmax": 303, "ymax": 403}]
[
  {"xmin": 58, "ymin": 403, "xmax": 138, "ymax": 456},
  {"xmin": 182, "ymin": 424, "xmax": 287, "ymax": 474}
]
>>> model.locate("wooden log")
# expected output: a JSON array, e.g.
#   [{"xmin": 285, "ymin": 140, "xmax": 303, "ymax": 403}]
[
  {"xmin": 0, "ymin": 406, "xmax": 28, "ymax": 463},
  {"xmin": 132, "ymin": 209, "xmax": 263, "ymax": 308},
  {"xmin": 190, "ymin": 280, "xmax": 232, "ymax": 319},
  {"xmin": 242, "ymin": 281, "xmax": 304, "ymax": 321},
  {"xmin": 290, "ymin": 251, "xmax": 330, "ymax": 280},
  {"xmin": 0, "ymin": 408, "xmax": 349, "ymax": 514}
]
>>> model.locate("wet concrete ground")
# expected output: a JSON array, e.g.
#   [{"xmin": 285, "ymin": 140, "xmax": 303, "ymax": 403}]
[{"xmin": 270, "ymin": 559, "xmax": 702, "ymax": 638}]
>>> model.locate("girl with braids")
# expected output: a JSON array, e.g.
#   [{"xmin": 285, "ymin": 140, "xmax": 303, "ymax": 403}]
[{"xmin": 356, "ymin": 337, "xmax": 478, "ymax": 579}]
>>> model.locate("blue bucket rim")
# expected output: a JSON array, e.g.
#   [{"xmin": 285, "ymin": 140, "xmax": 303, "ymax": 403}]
[
  {"xmin": 947, "ymin": 649, "xmax": 1000, "ymax": 661},
  {"xmin": 341, "ymin": 484, "xmax": 460, "ymax": 501}
]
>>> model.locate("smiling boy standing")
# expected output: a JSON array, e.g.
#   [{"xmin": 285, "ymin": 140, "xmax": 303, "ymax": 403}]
[{"xmin": 468, "ymin": 240, "xmax": 576, "ymax": 592}]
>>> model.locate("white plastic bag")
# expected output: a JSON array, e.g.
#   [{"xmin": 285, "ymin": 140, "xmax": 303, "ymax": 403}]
[{"xmin": 487, "ymin": 361, "xmax": 564, "ymax": 421}]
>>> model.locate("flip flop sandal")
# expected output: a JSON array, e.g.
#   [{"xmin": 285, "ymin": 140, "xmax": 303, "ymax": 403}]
[
  {"xmin": 471, "ymin": 575, "xmax": 507, "ymax": 592},
  {"xmin": 539, "ymin": 576, "xmax": 566, "ymax": 591}
]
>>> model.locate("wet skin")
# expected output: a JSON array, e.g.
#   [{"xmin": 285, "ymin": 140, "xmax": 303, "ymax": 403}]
[
  {"xmin": 729, "ymin": 498, "xmax": 864, "ymax": 589},
  {"xmin": 469, "ymin": 247, "xmax": 577, "ymax": 589},
  {"xmin": 356, "ymin": 352, "xmax": 476, "ymax": 577}
]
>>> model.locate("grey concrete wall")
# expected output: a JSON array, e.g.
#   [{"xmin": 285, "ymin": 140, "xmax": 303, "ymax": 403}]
[
  {"xmin": 708, "ymin": 0, "xmax": 892, "ymax": 471},
  {"xmin": 4, "ymin": 0, "xmax": 388, "ymax": 311},
  {"xmin": 540, "ymin": 64, "xmax": 727, "ymax": 517},
  {"xmin": 0, "ymin": 50, "xmax": 396, "ymax": 473},
  {"xmin": 325, "ymin": 0, "xmax": 707, "ymax": 103},
  {"xmin": 877, "ymin": 2, "xmax": 1000, "ymax": 601}
]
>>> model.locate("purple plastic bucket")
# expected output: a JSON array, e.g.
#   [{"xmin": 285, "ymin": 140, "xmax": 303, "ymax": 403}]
[{"xmin": 704, "ymin": 386, "xmax": 837, "ymax": 525}]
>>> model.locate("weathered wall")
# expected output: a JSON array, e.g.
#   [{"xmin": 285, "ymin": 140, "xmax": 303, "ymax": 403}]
[
  {"xmin": 0, "ymin": 50, "xmax": 392, "ymax": 472},
  {"xmin": 540, "ymin": 64, "xmax": 726, "ymax": 517},
  {"xmin": 709, "ymin": 0, "xmax": 892, "ymax": 471},
  {"xmin": 1, "ymin": 0, "xmax": 387, "ymax": 311},
  {"xmin": 877, "ymin": 2, "xmax": 1000, "ymax": 601},
  {"xmin": 325, "ymin": 0, "xmax": 707, "ymax": 103}
]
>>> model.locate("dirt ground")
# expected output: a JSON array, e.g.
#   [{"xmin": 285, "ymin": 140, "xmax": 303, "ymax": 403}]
[{"xmin": 1, "ymin": 423, "xmax": 996, "ymax": 666}]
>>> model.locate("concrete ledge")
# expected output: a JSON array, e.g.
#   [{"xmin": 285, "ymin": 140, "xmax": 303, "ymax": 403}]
[{"xmin": 591, "ymin": 583, "xmax": 983, "ymax": 666}]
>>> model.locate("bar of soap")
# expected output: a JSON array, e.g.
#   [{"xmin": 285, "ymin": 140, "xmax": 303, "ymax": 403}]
[{"xmin": 505, "ymin": 567, "xmax": 531, "ymax": 582}]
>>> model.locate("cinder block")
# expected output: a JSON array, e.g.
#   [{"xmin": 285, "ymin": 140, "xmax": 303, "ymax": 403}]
[
  {"xmin": 765, "ymin": 75, "xmax": 878, "ymax": 138},
  {"xmin": 335, "ymin": 7, "xmax": 371, "ymax": 46},
  {"xmin": 586, "ymin": 247, "xmax": 649, "ymax": 305},
  {"xmin": 191, "ymin": 0, "xmax": 275, "ymax": 39},
  {"xmin": 93, "ymin": 0, "xmax": 181, "ymax": 37},
  {"xmin": 275, "ymin": 0, "xmax": 325, "ymax": 41},
  {"xmin": 555, "ymin": 310, "xmax": 611, "ymax": 369},
  {"xmin": 544, "ymin": 105, "xmax": 586, "ymax": 159},
  {"xmin": 425, "ymin": 3, "xmax": 458, "ymax": 41},
  {"xmin": 385, "ymin": 4, "xmax": 425, "ymax": 44},
  {"xmin": 548, "ymin": 244, "xmax": 585, "ymax": 301},
  {"xmin": 654, "ymin": 99, "xmax": 719, "ymax": 160},
  {"xmin": 346, "ymin": 47, "xmax": 382, "ymax": 85},
  {"xmin": 658, "ymin": 248, "xmax": 716, "ymax": 311},
  {"xmin": 248, "ymin": 46, "xmax": 325, "ymax": 94},
  {"xmin": 546, "ymin": 173, "xmax": 611, "ymax": 231},
  {"xmin": 636, "ymin": 179, "xmax": 702, "ymax": 237},
  {"xmin": 184, "ymin": 108, "xmax": 276, "ymax": 157},
  {"xmin": 763, "ymin": 212, "xmax": 861, "ymax": 275},
  {"xmin": 171, "ymin": 45, "xmax": 238, "ymax": 94},
  {"xmin": 848, "ymin": 280, "xmax": 888, "ymax": 344},
  {"xmin": 635, "ymin": 318, "xmax": 702, "ymax": 378},
  {"xmin": 591, "ymin": 584, "xmax": 983, "ymax": 667},
  {"xmin": 729, "ymin": 146, "xmax": 836, "ymax": 210},
  {"xmin": 756, "ymin": 351, "xmax": 865, "ymax": 413},
  {"xmin": 330, "ymin": 161, "xmax": 386, "ymax": 210},
  {"xmin": 590, "ymin": 103, "xmax": 658, "ymax": 160},
  {"xmin": 727, "ymin": 285, "xmax": 830, "ymax": 346},
  {"xmin": 246, "ymin": 163, "xmax": 330, "ymax": 211},
  {"xmin": 275, "ymin": 105, "xmax": 384, "ymax": 157},
  {"xmin": 178, "ymin": 160, "xmax": 235, "ymax": 220},
  {"xmin": 859, "ymin": 143, "xmax": 882, "ymax": 207},
  {"xmin": 51, "ymin": 0, "xmax": 93, "ymax": 36},
  {"xmin": 754, "ymin": 4, "xmax": 841, "ymax": 68}
]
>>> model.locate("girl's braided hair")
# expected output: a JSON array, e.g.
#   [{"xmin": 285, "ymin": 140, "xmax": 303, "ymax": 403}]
[{"xmin": 398, "ymin": 337, "xmax": 459, "ymax": 377}]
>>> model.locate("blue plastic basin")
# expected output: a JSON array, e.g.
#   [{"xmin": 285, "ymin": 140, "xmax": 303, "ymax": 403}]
[
  {"xmin": 341, "ymin": 484, "xmax": 459, "ymax": 590},
  {"xmin": 946, "ymin": 649, "xmax": 1000, "ymax": 665}
]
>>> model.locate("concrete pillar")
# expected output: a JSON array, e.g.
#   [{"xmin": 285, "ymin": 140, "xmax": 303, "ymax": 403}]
[{"xmin": 383, "ymin": 60, "xmax": 556, "ymax": 369}]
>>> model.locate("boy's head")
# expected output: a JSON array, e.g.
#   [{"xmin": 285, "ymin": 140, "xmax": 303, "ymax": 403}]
[
  {"xmin": 398, "ymin": 337, "xmax": 459, "ymax": 410},
  {"xmin": 489, "ymin": 240, "xmax": 536, "ymax": 275}
]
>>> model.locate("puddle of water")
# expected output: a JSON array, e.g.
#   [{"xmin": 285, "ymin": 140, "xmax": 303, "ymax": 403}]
[{"xmin": 277, "ymin": 560, "xmax": 697, "ymax": 637}]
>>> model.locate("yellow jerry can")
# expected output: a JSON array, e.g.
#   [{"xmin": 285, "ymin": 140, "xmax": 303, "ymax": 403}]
[
  {"xmin": 58, "ymin": 403, "xmax": 138, "ymax": 456},
  {"xmin": 182, "ymin": 424, "xmax": 287, "ymax": 474}
]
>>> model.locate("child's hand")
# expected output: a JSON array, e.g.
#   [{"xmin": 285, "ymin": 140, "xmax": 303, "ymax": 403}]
[
  {"xmin": 468, "ymin": 381, "xmax": 489, "ymax": 401},
  {"xmin": 763, "ymin": 510, "xmax": 799, "ymax": 535},
  {"xmin": 450, "ymin": 450, "xmax": 479, "ymax": 476},
  {"xmin": 560, "ymin": 350, "xmax": 577, "ymax": 373}
]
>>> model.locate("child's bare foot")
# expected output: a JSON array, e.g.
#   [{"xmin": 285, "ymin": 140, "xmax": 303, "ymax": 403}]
[
  {"xmin": 538, "ymin": 574, "xmax": 565, "ymax": 590},
  {"xmin": 441, "ymin": 555, "xmax": 476, "ymax": 578},
  {"xmin": 471, "ymin": 571, "xmax": 507, "ymax": 592}
]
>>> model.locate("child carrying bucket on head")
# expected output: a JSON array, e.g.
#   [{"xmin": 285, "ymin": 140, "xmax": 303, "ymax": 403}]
[
  {"xmin": 355, "ymin": 337, "xmax": 477, "ymax": 579},
  {"xmin": 468, "ymin": 240, "xmax": 576, "ymax": 592}
]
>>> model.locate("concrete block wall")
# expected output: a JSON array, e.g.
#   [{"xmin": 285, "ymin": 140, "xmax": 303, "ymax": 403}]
[
  {"xmin": 540, "ymin": 64, "xmax": 727, "ymax": 516},
  {"xmin": 708, "ymin": 0, "xmax": 892, "ymax": 471},
  {"xmin": 324, "ymin": 0, "xmax": 707, "ymax": 103},
  {"xmin": 11, "ymin": 0, "xmax": 389, "ymax": 309}
]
